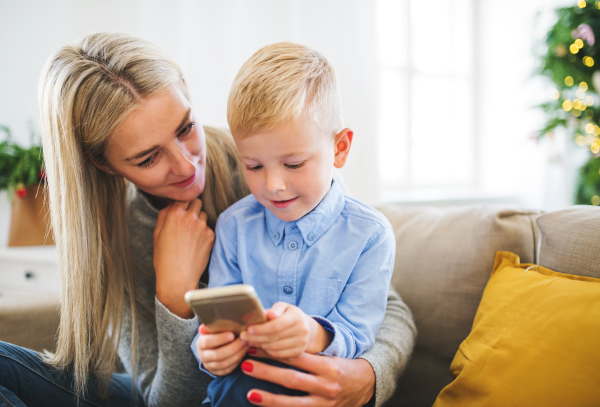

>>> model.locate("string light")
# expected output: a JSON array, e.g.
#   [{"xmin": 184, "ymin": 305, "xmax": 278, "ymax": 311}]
[
  {"xmin": 574, "ymin": 99, "xmax": 583, "ymax": 110},
  {"xmin": 584, "ymin": 56, "xmax": 595, "ymax": 67},
  {"xmin": 563, "ymin": 99, "xmax": 573, "ymax": 111},
  {"xmin": 597, "ymin": 0, "xmax": 600, "ymax": 9},
  {"xmin": 580, "ymin": 82, "xmax": 588, "ymax": 91},
  {"xmin": 576, "ymin": 135, "xmax": 587, "ymax": 146},
  {"xmin": 591, "ymin": 143, "xmax": 600, "ymax": 154},
  {"xmin": 586, "ymin": 95, "xmax": 594, "ymax": 105},
  {"xmin": 586, "ymin": 109, "xmax": 594, "ymax": 118},
  {"xmin": 576, "ymin": 89, "xmax": 586, "ymax": 99},
  {"xmin": 570, "ymin": 44, "xmax": 580, "ymax": 54},
  {"xmin": 592, "ymin": 195, "xmax": 600, "ymax": 206},
  {"xmin": 579, "ymin": 0, "xmax": 587, "ymax": 8},
  {"xmin": 587, "ymin": 134, "xmax": 596, "ymax": 144},
  {"xmin": 565, "ymin": 76, "xmax": 574, "ymax": 86},
  {"xmin": 551, "ymin": 89, "xmax": 560, "ymax": 99},
  {"xmin": 585, "ymin": 123, "xmax": 594, "ymax": 133},
  {"xmin": 575, "ymin": 39, "xmax": 584, "ymax": 49},
  {"xmin": 573, "ymin": 109, "xmax": 582, "ymax": 117},
  {"xmin": 594, "ymin": 125, "xmax": 600, "ymax": 136}
]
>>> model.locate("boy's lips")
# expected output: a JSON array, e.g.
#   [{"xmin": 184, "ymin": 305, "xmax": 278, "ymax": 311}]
[{"xmin": 270, "ymin": 197, "xmax": 298, "ymax": 209}]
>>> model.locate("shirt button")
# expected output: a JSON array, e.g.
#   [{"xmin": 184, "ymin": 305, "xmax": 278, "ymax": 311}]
[
  {"xmin": 308, "ymin": 233, "xmax": 314, "ymax": 241},
  {"xmin": 283, "ymin": 285, "xmax": 293, "ymax": 294},
  {"xmin": 274, "ymin": 232, "xmax": 280, "ymax": 240},
  {"xmin": 288, "ymin": 241, "xmax": 297, "ymax": 250}
]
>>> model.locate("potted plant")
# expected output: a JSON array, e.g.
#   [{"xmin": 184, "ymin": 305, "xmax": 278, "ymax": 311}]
[{"xmin": 0, "ymin": 124, "xmax": 53, "ymax": 246}]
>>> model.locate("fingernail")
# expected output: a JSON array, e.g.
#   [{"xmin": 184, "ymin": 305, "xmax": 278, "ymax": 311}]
[
  {"xmin": 248, "ymin": 347, "xmax": 257, "ymax": 355},
  {"xmin": 241, "ymin": 361, "xmax": 254, "ymax": 373},
  {"xmin": 248, "ymin": 392, "xmax": 262, "ymax": 402}
]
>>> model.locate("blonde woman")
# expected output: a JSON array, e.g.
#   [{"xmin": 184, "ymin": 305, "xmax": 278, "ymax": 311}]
[{"xmin": 0, "ymin": 33, "xmax": 416, "ymax": 407}]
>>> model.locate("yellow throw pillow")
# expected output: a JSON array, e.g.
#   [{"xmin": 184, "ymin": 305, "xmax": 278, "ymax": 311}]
[{"xmin": 434, "ymin": 251, "xmax": 600, "ymax": 407}]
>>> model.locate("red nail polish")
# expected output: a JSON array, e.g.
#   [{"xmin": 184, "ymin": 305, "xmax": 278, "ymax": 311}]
[
  {"xmin": 241, "ymin": 361, "xmax": 254, "ymax": 373},
  {"xmin": 248, "ymin": 347, "xmax": 257, "ymax": 355},
  {"xmin": 248, "ymin": 392, "xmax": 262, "ymax": 402}
]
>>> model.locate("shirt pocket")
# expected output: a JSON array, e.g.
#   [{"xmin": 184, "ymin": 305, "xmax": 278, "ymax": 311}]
[{"xmin": 299, "ymin": 277, "xmax": 342, "ymax": 316}]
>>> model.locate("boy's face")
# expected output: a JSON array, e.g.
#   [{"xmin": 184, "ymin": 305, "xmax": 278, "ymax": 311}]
[{"xmin": 234, "ymin": 114, "xmax": 351, "ymax": 222}]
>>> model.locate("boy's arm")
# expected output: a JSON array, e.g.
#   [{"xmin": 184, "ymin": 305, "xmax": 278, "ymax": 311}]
[{"xmin": 315, "ymin": 225, "xmax": 396, "ymax": 359}]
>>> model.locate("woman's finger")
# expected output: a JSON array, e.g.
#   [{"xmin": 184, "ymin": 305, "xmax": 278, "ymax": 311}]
[
  {"xmin": 246, "ymin": 390, "xmax": 322, "ymax": 407},
  {"xmin": 188, "ymin": 198, "xmax": 203, "ymax": 215},
  {"xmin": 240, "ymin": 356, "xmax": 327, "ymax": 395}
]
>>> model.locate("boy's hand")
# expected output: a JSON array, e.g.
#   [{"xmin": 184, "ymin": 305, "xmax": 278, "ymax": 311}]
[
  {"xmin": 240, "ymin": 302, "xmax": 333, "ymax": 359},
  {"xmin": 196, "ymin": 324, "xmax": 247, "ymax": 376}
]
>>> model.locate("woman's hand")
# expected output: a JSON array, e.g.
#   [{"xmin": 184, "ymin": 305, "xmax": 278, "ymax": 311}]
[
  {"xmin": 240, "ymin": 352, "xmax": 375, "ymax": 407},
  {"xmin": 153, "ymin": 199, "xmax": 214, "ymax": 318},
  {"xmin": 241, "ymin": 302, "xmax": 332, "ymax": 359},
  {"xmin": 196, "ymin": 324, "xmax": 247, "ymax": 376}
]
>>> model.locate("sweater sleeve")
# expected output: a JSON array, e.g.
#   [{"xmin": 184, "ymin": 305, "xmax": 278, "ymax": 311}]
[
  {"xmin": 118, "ymin": 287, "xmax": 213, "ymax": 407},
  {"xmin": 359, "ymin": 285, "xmax": 416, "ymax": 407}
]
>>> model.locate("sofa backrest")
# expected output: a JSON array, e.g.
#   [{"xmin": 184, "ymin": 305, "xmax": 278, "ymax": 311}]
[
  {"xmin": 537, "ymin": 205, "xmax": 600, "ymax": 278},
  {"xmin": 377, "ymin": 204, "xmax": 541, "ymax": 360}
]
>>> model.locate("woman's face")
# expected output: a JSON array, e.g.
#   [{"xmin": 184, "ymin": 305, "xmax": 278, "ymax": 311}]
[{"xmin": 102, "ymin": 84, "xmax": 206, "ymax": 202}]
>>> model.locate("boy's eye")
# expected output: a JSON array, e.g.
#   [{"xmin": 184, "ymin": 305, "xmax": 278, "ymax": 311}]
[
  {"xmin": 178, "ymin": 122, "xmax": 195, "ymax": 138},
  {"xmin": 246, "ymin": 164, "xmax": 263, "ymax": 171},
  {"xmin": 285, "ymin": 161, "xmax": 306, "ymax": 169},
  {"xmin": 137, "ymin": 153, "xmax": 158, "ymax": 168}
]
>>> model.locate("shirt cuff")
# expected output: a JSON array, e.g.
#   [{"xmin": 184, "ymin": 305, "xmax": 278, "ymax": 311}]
[
  {"xmin": 190, "ymin": 332, "xmax": 217, "ymax": 379},
  {"xmin": 311, "ymin": 316, "xmax": 345, "ymax": 357}
]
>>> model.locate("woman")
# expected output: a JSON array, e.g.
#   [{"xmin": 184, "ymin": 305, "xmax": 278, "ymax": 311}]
[{"xmin": 0, "ymin": 33, "xmax": 415, "ymax": 407}]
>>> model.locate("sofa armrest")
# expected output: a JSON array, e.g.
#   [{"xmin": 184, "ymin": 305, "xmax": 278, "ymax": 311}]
[{"xmin": 0, "ymin": 294, "xmax": 59, "ymax": 352}]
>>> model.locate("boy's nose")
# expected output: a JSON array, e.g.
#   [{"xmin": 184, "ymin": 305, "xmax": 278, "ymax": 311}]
[{"xmin": 264, "ymin": 170, "xmax": 286, "ymax": 194}]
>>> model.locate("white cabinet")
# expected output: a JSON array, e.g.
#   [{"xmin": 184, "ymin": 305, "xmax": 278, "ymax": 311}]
[{"xmin": 0, "ymin": 246, "xmax": 58, "ymax": 297}]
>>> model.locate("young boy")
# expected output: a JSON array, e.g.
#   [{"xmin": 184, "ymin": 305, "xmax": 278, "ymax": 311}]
[{"xmin": 191, "ymin": 42, "xmax": 395, "ymax": 406}]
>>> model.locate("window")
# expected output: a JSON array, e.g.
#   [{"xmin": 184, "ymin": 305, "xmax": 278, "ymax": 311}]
[{"xmin": 377, "ymin": 0, "xmax": 476, "ymax": 193}]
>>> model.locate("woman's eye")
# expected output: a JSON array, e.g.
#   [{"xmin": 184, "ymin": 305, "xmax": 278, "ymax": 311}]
[
  {"xmin": 285, "ymin": 161, "xmax": 306, "ymax": 169},
  {"xmin": 178, "ymin": 122, "xmax": 195, "ymax": 138},
  {"xmin": 246, "ymin": 165, "xmax": 263, "ymax": 171},
  {"xmin": 137, "ymin": 153, "xmax": 158, "ymax": 168}
]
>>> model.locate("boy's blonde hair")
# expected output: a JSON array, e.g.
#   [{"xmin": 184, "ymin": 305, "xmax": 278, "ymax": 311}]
[{"xmin": 227, "ymin": 42, "xmax": 342, "ymax": 138}]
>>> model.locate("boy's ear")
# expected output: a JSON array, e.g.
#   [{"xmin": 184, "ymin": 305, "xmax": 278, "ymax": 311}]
[
  {"xmin": 333, "ymin": 128, "xmax": 353, "ymax": 169},
  {"xmin": 85, "ymin": 152, "xmax": 116, "ymax": 175}
]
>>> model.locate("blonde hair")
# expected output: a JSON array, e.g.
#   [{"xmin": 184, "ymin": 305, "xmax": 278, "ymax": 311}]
[
  {"xmin": 227, "ymin": 42, "xmax": 342, "ymax": 138},
  {"xmin": 39, "ymin": 33, "xmax": 249, "ymax": 399}
]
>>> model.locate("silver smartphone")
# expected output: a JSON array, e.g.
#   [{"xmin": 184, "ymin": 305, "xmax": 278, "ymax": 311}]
[{"xmin": 184, "ymin": 284, "xmax": 267, "ymax": 334}]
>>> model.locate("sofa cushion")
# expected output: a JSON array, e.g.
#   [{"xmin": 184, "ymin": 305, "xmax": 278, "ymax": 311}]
[
  {"xmin": 377, "ymin": 204, "xmax": 540, "ymax": 360},
  {"xmin": 537, "ymin": 205, "xmax": 600, "ymax": 278},
  {"xmin": 434, "ymin": 251, "xmax": 600, "ymax": 407}
]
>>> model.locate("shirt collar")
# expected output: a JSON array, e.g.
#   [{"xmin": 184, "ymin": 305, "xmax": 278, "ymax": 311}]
[{"xmin": 265, "ymin": 179, "xmax": 345, "ymax": 247}]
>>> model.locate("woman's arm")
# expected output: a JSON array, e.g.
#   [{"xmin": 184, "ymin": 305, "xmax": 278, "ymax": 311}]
[
  {"xmin": 118, "ymin": 194, "xmax": 216, "ymax": 407},
  {"xmin": 241, "ymin": 286, "xmax": 416, "ymax": 407}
]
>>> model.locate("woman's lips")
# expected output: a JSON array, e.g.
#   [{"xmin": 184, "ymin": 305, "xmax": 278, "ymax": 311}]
[
  {"xmin": 171, "ymin": 173, "xmax": 196, "ymax": 188},
  {"xmin": 270, "ymin": 197, "xmax": 298, "ymax": 209}
]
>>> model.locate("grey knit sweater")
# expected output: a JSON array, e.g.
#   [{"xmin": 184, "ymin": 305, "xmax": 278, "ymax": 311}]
[{"xmin": 118, "ymin": 188, "xmax": 416, "ymax": 407}]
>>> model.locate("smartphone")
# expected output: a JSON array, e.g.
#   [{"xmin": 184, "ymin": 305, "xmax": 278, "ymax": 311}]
[{"xmin": 184, "ymin": 284, "xmax": 267, "ymax": 334}]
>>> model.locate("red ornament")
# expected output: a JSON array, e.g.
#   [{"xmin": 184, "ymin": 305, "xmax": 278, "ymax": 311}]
[
  {"xmin": 15, "ymin": 184, "xmax": 27, "ymax": 198},
  {"xmin": 39, "ymin": 169, "xmax": 46, "ymax": 180}
]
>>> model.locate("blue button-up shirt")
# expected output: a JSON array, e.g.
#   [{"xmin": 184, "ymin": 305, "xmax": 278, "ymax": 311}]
[{"xmin": 193, "ymin": 180, "xmax": 395, "ymax": 359}]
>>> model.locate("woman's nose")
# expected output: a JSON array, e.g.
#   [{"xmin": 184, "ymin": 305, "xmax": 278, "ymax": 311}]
[
  {"xmin": 264, "ymin": 169, "xmax": 286, "ymax": 194},
  {"xmin": 171, "ymin": 146, "xmax": 196, "ymax": 176}
]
